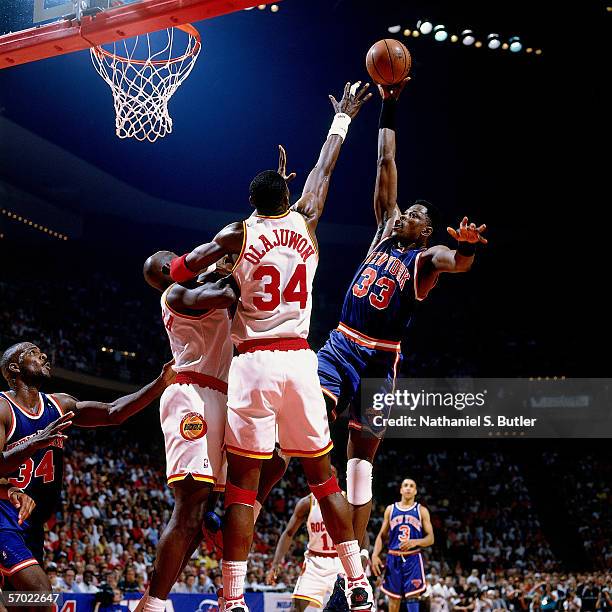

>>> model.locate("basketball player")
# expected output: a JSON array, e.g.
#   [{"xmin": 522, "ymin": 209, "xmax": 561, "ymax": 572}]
[
  {"xmin": 265, "ymin": 466, "xmax": 345, "ymax": 611},
  {"xmin": 317, "ymin": 80, "xmax": 488, "ymax": 552},
  {"xmin": 167, "ymin": 81, "xmax": 375, "ymax": 612},
  {"xmin": 138, "ymin": 253, "xmax": 237, "ymax": 609},
  {"xmin": 0, "ymin": 342, "xmax": 175, "ymax": 593},
  {"xmin": 371, "ymin": 478, "xmax": 433, "ymax": 612}
]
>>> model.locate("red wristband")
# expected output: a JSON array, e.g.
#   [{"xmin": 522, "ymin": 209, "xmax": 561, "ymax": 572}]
[{"xmin": 169, "ymin": 253, "xmax": 196, "ymax": 282}]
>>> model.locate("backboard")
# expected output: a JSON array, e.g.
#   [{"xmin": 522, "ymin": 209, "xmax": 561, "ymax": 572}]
[{"xmin": 0, "ymin": 0, "xmax": 276, "ymax": 68}]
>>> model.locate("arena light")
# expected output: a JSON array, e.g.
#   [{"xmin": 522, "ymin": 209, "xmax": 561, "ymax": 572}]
[
  {"xmin": 270, "ymin": 4, "xmax": 279, "ymax": 12},
  {"xmin": 461, "ymin": 29, "xmax": 475, "ymax": 46},
  {"xmin": 475, "ymin": 41, "xmax": 483, "ymax": 48},
  {"xmin": 509, "ymin": 36, "xmax": 523, "ymax": 52},
  {"xmin": 417, "ymin": 20, "xmax": 433, "ymax": 35},
  {"xmin": 387, "ymin": 25, "xmax": 402, "ymax": 34},
  {"xmin": 433, "ymin": 25, "xmax": 448, "ymax": 42},
  {"xmin": 1, "ymin": 208, "xmax": 68, "ymax": 240},
  {"xmin": 403, "ymin": 29, "xmax": 412, "ymax": 37},
  {"xmin": 535, "ymin": 49, "xmax": 542, "ymax": 55},
  {"xmin": 487, "ymin": 33, "xmax": 501, "ymax": 49},
  {"xmin": 412, "ymin": 30, "xmax": 420, "ymax": 37},
  {"xmin": 450, "ymin": 34, "xmax": 459, "ymax": 43}
]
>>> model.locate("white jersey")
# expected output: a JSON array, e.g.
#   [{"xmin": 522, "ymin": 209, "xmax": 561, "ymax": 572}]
[
  {"xmin": 161, "ymin": 286, "xmax": 233, "ymax": 382},
  {"xmin": 306, "ymin": 494, "xmax": 336, "ymax": 555},
  {"xmin": 231, "ymin": 210, "xmax": 318, "ymax": 346}
]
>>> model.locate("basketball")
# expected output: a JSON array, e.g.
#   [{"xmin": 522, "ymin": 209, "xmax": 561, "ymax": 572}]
[{"xmin": 366, "ymin": 39, "xmax": 412, "ymax": 85}]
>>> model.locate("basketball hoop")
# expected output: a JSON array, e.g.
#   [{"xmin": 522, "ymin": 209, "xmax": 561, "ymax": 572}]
[{"xmin": 90, "ymin": 24, "xmax": 201, "ymax": 142}]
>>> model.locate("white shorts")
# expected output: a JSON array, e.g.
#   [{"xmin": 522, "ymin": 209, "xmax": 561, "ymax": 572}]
[
  {"xmin": 293, "ymin": 552, "xmax": 344, "ymax": 608},
  {"xmin": 160, "ymin": 382, "xmax": 227, "ymax": 489},
  {"xmin": 225, "ymin": 349, "xmax": 332, "ymax": 459}
]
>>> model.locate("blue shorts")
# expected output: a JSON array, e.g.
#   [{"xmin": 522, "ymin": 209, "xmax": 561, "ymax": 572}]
[
  {"xmin": 381, "ymin": 553, "xmax": 426, "ymax": 599},
  {"xmin": 317, "ymin": 328, "xmax": 401, "ymax": 437},
  {"xmin": 0, "ymin": 524, "xmax": 43, "ymax": 578}
]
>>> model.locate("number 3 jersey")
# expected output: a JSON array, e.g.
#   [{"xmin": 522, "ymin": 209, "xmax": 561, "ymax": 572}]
[
  {"xmin": 0, "ymin": 392, "xmax": 64, "ymax": 531},
  {"xmin": 340, "ymin": 237, "xmax": 429, "ymax": 346},
  {"xmin": 231, "ymin": 210, "xmax": 318, "ymax": 347}
]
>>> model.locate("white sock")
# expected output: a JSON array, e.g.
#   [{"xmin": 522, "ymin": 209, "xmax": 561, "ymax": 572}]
[
  {"xmin": 223, "ymin": 560, "xmax": 247, "ymax": 601},
  {"xmin": 253, "ymin": 500, "xmax": 262, "ymax": 523},
  {"xmin": 336, "ymin": 540, "xmax": 364, "ymax": 581},
  {"xmin": 142, "ymin": 596, "xmax": 166, "ymax": 612}
]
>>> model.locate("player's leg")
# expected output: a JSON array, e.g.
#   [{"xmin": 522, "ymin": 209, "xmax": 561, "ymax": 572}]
[
  {"xmin": 6, "ymin": 564, "xmax": 53, "ymax": 612},
  {"xmin": 222, "ymin": 452, "xmax": 263, "ymax": 608},
  {"xmin": 291, "ymin": 600, "xmax": 310, "ymax": 612},
  {"xmin": 300, "ymin": 453, "xmax": 373, "ymax": 611},
  {"xmin": 346, "ymin": 350, "xmax": 402, "ymax": 544},
  {"xmin": 255, "ymin": 447, "xmax": 290, "ymax": 522},
  {"xmin": 346, "ymin": 427, "xmax": 380, "ymax": 546},
  {"xmin": 148, "ymin": 477, "xmax": 212, "ymax": 597}
]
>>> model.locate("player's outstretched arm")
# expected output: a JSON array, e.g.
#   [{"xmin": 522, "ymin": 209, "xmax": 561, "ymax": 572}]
[
  {"xmin": 265, "ymin": 495, "xmax": 311, "ymax": 585},
  {"xmin": 415, "ymin": 216, "xmax": 487, "ymax": 298},
  {"xmin": 371, "ymin": 503, "xmax": 393, "ymax": 577},
  {"xmin": 167, "ymin": 275, "xmax": 239, "ymax": 312},
  {"xmin": 56, "ymin": 360, "xmax": 176, "ymax": 428},
  {"xmin": 168, "ymin": 222, "xmax": 244, "ymax": 284},
  {"xmin": 0, "ymin": 401, "xmax": 73, "ymax": 476},
  {"xmin": 293, "ymin": 81, "xmax": 372, "ymax": 231},
  {"xmin": 369, "ymin": 80, "xmax": 410, "ymax": 252}
]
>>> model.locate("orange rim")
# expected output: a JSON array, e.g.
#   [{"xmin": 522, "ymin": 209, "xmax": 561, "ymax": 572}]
[{"xmin": 92, "ymin": 23, "xmax": 201, "ymax": 66}]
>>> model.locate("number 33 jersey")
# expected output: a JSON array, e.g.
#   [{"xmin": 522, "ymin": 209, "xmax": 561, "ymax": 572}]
[
  {"xmin": 0, "ymin": 392, "xmax": 64, "ymax": 531},
  {"xmin": 231, "ymin": 210, "xmax": 318, "ymax": 346},
  {"xmin": 341, "ymin": 238, "xmax": 430, "ymax": 345}
]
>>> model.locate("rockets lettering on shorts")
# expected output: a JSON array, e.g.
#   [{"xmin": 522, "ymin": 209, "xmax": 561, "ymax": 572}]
[{"xmin": 243, "ymin": 230, "xmax": 316, "ymax": 265}]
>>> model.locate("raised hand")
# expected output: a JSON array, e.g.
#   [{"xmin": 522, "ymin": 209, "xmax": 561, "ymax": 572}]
[
  {"xmin": 447, "ymin": 216, "xmax": 488, "ymax": 244},
  {"xmin": 31, "ymin": 411, "xmax": 73, "ymax": 450},
  {"xmin": 329, "ymin": 81, "xmax": 373, "ymax": 119},
  {"xmin": 277, "ymin": 145, "xmax": 296, "ymax": 183},
  {"xmin": 378, "ymin": 77, "xmax": 411, "ymax": 101}
]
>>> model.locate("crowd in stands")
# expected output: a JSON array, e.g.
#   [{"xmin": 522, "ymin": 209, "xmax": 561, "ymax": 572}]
[
  {"xmin": 29, "ymin": 427, "xmax": 608, "ymax": 602},
  {"xmin": 425, "ymin": 570, "xmax": 611, "ymax": 612},
  {"xmin": 0, "ymin": 273, "xmax": 558, "ymax": 384}
]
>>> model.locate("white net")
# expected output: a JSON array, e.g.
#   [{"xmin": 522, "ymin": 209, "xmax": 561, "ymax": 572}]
[{"xmin": 90, "ymin": 25, "xmax": 201, "ymax": 142}]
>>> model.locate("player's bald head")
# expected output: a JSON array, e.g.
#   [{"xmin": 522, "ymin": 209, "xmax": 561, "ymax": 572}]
[
  {"xmin": 0, "ymin": 342, "xmax": 36, "ymax": 387},
  {"xmin": 143, "ymin": 250, "xmax": 177, "ymax": 292}
]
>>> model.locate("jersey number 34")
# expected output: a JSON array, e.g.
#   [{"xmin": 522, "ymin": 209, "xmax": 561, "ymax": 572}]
[{"xmin": 352, "ymin": 266, "xmax": 396, "ymax": 310}]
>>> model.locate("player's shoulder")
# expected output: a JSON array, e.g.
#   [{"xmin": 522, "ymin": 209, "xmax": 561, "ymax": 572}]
[
  {"xmin": 49, "ymin": 392, "xmax": 78, "ymax": 412},
  {"xmin": 384, "ymin": 503, "xmax": 395, "ymax": 515},
  {"xmin": 297, "ymin": 494, "xmax": 313, "ymax": 510},
  {"xmin": 417, "ymin": 503, "xmax": 431, "ymax": 515},
  {"xmin": 0, "ymin": 393, "xmax": 12, "ymax": 423}
]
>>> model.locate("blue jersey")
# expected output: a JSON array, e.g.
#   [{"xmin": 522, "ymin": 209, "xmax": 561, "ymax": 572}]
[
  {"xmin": 340, "ymin": 238, "xmax": 427, "ymax": 344},
  {"xmin": 0, "ymin": 392, "xmax": 65, "ymax": 531},
  {"xmin": 388, "ymin": 502, "xmax": 423, "ymax": 553}
]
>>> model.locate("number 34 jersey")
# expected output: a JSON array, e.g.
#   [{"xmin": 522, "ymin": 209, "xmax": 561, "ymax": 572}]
[
  {"xmin": 0, "ymin": 392, "xmax": 64, "ymax": 531},
  {"xmin": 231, "ymin": 210, "xmax": 318, "ymax": 346},
  {"xmin": 341, "ymin": 238, "xmax": 430, "ymax": 344}
]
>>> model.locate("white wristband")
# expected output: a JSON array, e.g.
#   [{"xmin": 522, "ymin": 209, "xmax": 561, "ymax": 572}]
[
  {"xmin": 328, "ymin": 113, "xmax": 351, "ymax": 142},
  {"xmin": 360, "ymin": 548, "xmax": 370, "ymax": 560}
]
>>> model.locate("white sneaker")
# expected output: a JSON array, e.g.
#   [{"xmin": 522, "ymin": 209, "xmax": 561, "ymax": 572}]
[{"xmin": 346, "ymin": 575, "xmax": 374, "ymax": 612}]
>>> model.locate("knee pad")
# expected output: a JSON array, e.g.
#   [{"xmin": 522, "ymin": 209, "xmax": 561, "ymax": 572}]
[
  {"xmin": 309, "ymin": 475, "xmax": 342, "ymax": 501},
  {"xmin": 224, "ymin": 481, "xmax": 257, "ymax": 509},
  {"xmin": 347, "ymin": 458, "xmax": 373, "ymax": 505}
]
